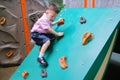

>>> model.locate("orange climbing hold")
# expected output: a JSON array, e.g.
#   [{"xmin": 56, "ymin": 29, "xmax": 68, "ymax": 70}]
[
  {"xmin": 82, "ymin": 32, "xmax": 94, "ymax": 45},
  {"xmin": 6, "ymin": 50, "xmax": 14, "ymax": 58},
  {"xmin": 57, "ymin": 18, "xmax": 64, "ymax": 26},
  {"xmin": 22, "ymin": 71, "xmax": 29, "ymax": 78},
  {"xmin": 0, "ymin": 17, "xmax": 6, "ymax": 25},
  {"xmin": 59, "ymin": 56, "xmax": 68, "ymax": 69}
]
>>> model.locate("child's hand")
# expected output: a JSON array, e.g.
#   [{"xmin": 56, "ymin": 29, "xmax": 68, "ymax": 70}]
[
  {"xmin": 57, "ymin": 32, "xmax": 64, "ymax": 36},
  {"xmin": 57, "ymin": 18, "xmax": 64, "ymax": 26},
  {"xmin": 58, "ymin": 18, "xmax": 63, "ymax": 22}
]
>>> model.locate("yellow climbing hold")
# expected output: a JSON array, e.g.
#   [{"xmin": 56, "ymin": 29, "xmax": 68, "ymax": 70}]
[{"xmin": 0, "ymin": 17, "xmax": 6, "ymax": 25}]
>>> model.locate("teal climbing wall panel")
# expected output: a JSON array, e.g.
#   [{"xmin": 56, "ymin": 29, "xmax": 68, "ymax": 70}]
[{"xmin": 10, "ymin": 8, "xmax": 120, "ymax": 80}]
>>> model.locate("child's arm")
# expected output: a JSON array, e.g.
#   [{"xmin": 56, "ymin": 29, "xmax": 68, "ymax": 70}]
[
  {"xmin": 52, "ymin": 18, "xmax": 63, "ymax": 25},
  {"xmin": 48, "ymin": 27, "xmax": 64, "ymax": 36},
  {"xmin": 52, "ymin": 21, "xmax": 58, "ymax": 25}
]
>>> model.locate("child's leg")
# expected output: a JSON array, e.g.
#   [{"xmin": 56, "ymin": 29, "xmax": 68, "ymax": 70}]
[
  {"xmin": 36, "ymin": 33, "xmax": 54, "ymax": 67},
  {"xmin": 38, "ymin": 40, "xmax": 50, "ymax": 67},
  {"xmin": 39, "ymin": 40, "xmax": 50, "ymax": 58}
]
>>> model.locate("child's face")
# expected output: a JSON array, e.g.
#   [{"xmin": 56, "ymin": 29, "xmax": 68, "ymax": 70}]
[{"xmin": 46, "ymin": 10, "xmax": 57, "ymax": 21}]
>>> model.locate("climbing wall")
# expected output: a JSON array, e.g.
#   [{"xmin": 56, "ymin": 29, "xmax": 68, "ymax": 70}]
[
  {"xmin": 0, "ymin": 0, "xmax": 46, "ymax": 67},
  {"xmin": 10, "ymin": 8, "xmax": 120, "ymax": 80}
]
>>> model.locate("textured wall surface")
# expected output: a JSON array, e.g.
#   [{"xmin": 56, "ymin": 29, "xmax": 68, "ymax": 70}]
[{"xmin": 0, "ymin": 0, "xmax": 46, "ymax": 67}]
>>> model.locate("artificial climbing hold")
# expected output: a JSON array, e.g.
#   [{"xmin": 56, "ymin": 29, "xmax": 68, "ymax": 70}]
[
  {"xmin": 41, "ymin": 69, "xmax": 47, "ymax": 78},
  {"xmin": 57, "ymin": 18, "xmax": 64, "ymax": 26},
  {"xmin": 80, "ymin": 16, "xmax": 86, "ymax": 24},
  {"xmin": 59, "ymin": 56, "xmax": 68, "ymax": 69},
  {"xmin": 0, "ymin": 17, "xmax": 6, "ymax": 25},
  {"xmin": 5, "ymin": 50, "xmax": 14, "ymax": 58},
  {"xmin": 22, "ymin": 71, "xmax": 29, "ymax": 78},
  {"xmin": 82, "ymin": 32, "xmax": 94, "ymax": 45}
]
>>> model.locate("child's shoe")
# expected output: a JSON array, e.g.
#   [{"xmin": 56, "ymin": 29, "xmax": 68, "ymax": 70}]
[{"xmin": 37, "ymin": 57, "xmax": 48, "ymax": 67}]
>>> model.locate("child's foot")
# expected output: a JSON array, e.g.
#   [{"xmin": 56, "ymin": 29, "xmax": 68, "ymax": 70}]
[{"xmin": 37, "ymin": 57, "xmax": 48, "ymax": 67}]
